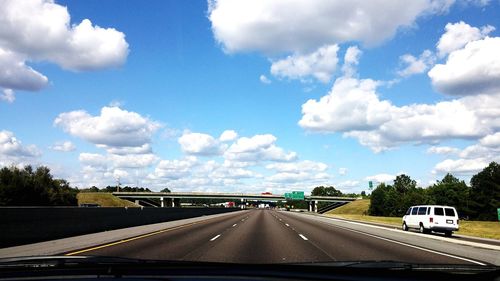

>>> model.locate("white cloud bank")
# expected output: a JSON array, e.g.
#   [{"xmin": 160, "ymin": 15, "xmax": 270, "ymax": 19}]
[
  {"xmin": 270, "ymin": 45, "xmax": 339, "ymax": 83},
  {"xmin": 208, "ymin": 0, "xmax": 453, "ymax": 53},
  {"xmin": 55, "ymin": 107, "xmax": 161, "ymax": 149},
  {"xmin": 0, "ymin": 130, "xmax": 40, "ymax": 166},
  {"xmin": 300, "ymin": 21, "xmax": 500, "ymax": 153},
  {"xmin": 0, "ymin": 0, "xmax": 129, "ymax": 101}
]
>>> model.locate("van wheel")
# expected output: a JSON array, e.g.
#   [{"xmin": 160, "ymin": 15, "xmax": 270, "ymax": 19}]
[
  {"xmin": 402, "ymin": 222, "xmax": 408, "ymax": 231},
  {"xmin": 419, "ymin": 224, "xmax": 428, "ymax": 234},
  {"xmin": 444, "ymin": 231, "xmax": 452, "ymax": 237}
]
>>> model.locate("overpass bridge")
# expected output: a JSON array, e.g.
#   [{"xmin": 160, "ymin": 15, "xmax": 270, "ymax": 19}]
[{"xmin": 113, "ymin": 192, "xmax": 358, "ymax": 212}]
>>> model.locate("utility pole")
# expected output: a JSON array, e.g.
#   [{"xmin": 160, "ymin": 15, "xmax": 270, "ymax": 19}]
[{"xmin": 116, "ymin": 177, "xmax": 121, "ymax": 192}]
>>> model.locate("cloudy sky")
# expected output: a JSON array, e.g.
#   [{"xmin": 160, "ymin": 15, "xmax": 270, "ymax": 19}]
[{"xmin": 1, "ymin": 0, "xmax": 499, "ymax": 194}]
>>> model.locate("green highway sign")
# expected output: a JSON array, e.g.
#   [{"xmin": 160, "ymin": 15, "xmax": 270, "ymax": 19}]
[
  {"xmin": 369, "ymin": 181, "xmax": 373, "ymax": 189},
  {"xmin": 497, "ymin": 208, "xmax": 500, "ymax": 221},
  {"xmin": 285, "ymin": 191, "xmax": 304, "ymax": 200}
]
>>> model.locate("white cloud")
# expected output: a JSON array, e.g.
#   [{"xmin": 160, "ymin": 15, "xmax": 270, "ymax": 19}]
[
  {"xmin": 270, "ymin": 44, "xmax": 339, "ymax": 83},
  {"xmin": 341, "ymin": 46, "xmax": 362, "ymax": 77},
  {"xmin": 225, "ymin": 134, "xmax": 297, "ymax": 162},
  {"xmin": 398, "ymin": 50, "xmax": 435, "ymax": 77},
  {"xmin": 427, "ymin": 146, "xmax": 459, "ymax": 154},
  {"xmin": 433, "ymin": 158, "xmax": 490, "ymax": 175},
  {"xmin": 299, "ymin": 77, "xmax": 391, "ymax": 133},
  {"xmin": 178, "ymin": 132, "xmax": 224, "ymax": 156},
  {"xmin": 259, "ymin": 75, "xmax": 271, "ymax": 84},
  {"xmin": 0, "ymin": 130, "xmax": 40, "ymax": 166},
  {"xmin": 208, "ymin": 0, "xmax": 452, "ymax": 53},
  {"xmin": 50, "ymin": 141, "xmax": 76, "ymax": 152},
  {"xmin": 104, "ymin": 144, "xmax": 152, "ymax": 155},
  {"xmin": 365, "ymin": 173, "xmax": 396, "ymax": 184},
  {"xmin": 432, "ymin": 132, "xmax": 500, "ymax": 176},
  {"xmin": 149, "ymin": 157, "xmax": 198, "ymax": 180},
  {"xmin": 429, "ymin": 36, "xmax": 500, "ymax": 96},
  {"xmin": 299, "ymin": 60, "xmax": 500, "ymax": 152},
  {"xmin": 479, "ymin": 132, "xmax": 500, "ymax": 147},
  {"xmin": 266, "ymin": 160, "xmax": 328, "ymax": 173},
  {"xmin": 338, "ymin": 167, "xmax": 348, "ymax": 176},
  {"xmin": 109, "ymin": 153, "xmax": 159, "ymax": 169},
  {"xmin": 219, "ymin": 130, "xmax": 238, "ymax": 142},
  {"xmin": 0, "ymin": 88, "xmax": 15, "ymax": 103},
  {"xmin": 0, "ymin": 0, "xmax": 129, "ymax": 71},
  {"xmin": 55, "ymin": 106, "xmax": 161, "ymax": 148},
  {"xmin": 79, "ymin": 153, "xmax": 107, "ymax": 168},
  {"xmin": 337, "ymin": 180, "xmax": 360, "ymax": 189},
  {"xmin": 0, "ymin": 48, "xmax": 48, "ymax": 92},
  {"xmin": 436, "ymin": 21, "xmax": 494, "ymax": 57},
  {"xmin": 0, "ymin": 0, "xmax": 128, "ymax": 95}
]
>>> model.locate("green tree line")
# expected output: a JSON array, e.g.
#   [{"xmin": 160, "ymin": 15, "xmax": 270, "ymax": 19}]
[
  {"xmin": 368, "ymin": 162, "xmax": 500, "ymax": 221},
  {"xmin": 0, "ymin": 165, "xmax": 78, "ymax": 206}
]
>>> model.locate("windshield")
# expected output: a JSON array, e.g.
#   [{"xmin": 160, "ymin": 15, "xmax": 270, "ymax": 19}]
[{"xmin": 0, "ymin": 0, "xmax": 499, "ymax": 269}]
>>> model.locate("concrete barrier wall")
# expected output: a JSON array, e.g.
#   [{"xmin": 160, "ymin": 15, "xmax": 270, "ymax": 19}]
[{"xmin": 0, "ymin": 207, "xmax": 240, "ymax": 248}]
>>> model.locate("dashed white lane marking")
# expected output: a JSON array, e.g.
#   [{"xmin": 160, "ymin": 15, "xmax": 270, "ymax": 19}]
[
  {"xmin": 232, "ymin": 224, "xmax": 237, "ymax": 227},
  {"xmin": 299, "ymin": 234, "xmax": 308, "ymax": 241},
  {"xmin": 241, "ymin": 219, "xmax": 245, "ymax": 221},
  {"xmin": 285, "ymin": 223, "xmax": 290, "ymax": 227},
  {"xmin": 210, "ymin": 234, "xmax": 221, "ymax": 241}
]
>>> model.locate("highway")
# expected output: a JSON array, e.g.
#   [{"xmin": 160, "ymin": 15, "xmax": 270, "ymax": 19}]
[{"xmin": 65, "ymin": 209, "xmax": 490, "ymax": 264}]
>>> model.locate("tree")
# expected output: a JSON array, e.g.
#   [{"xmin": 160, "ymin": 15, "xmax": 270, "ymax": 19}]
[
  {"xmin": 427, "ymin": 173, "xmax": 471, "ymax": 218},
  {"xmin": 368, "ymin": 183, "xmax": 393, "ymax": 216},
  {"xmin": 0, "ymin": 165, "xmax": 77, "ymax": 206},
  {"xmin": 469, "ymin": 162, "xmax": 500, "ymax": 221},
  {"xmin": 393, "ymin": 174, "xmax": 416, "ymax": 195},
  {"xmin": 311, "ymin": 186, "xmax": 342, "ymax": 197},
  {"xmin": 161, "ymin": 187, "xmax": 171, "ymax": 193}
]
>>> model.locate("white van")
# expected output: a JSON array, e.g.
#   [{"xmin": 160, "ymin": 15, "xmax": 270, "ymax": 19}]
[{"xmin": 402, "ymin": 205, "xmax": 459, "ymax": 237}]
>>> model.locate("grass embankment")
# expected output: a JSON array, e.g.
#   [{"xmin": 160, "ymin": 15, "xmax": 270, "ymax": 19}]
[
  {"xmin": 326, "ymin": 199, "xmax": 500, "ymax": 240},
  {"xmin": 77, "ymin": 192, "xmax": 138, "ymax": 207}
]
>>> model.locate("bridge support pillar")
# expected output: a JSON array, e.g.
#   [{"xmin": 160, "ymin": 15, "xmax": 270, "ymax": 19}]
[
  {"xmin": 173, "ymin": 198, "xmax": 180, "ymax": 207},
  {"xmin": 314, "ymin": 200, "xmax": 318, "ymax": 213},
  {"xmin": 135, "ymin": 199, "xmax": 141, "ymax": 206},
  {"xmin": 160, "ymin": 197, "xmax": 164, "ymax": 207}
]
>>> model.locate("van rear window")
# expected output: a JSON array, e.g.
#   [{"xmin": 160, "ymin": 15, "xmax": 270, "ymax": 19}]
[
  {"xmin": 434, "ymin": 207, "xmax": 444, "ymax": 216},
  {"xmin": 418, "ymin": 207, "xmax": 427, "ymax": 215},
  {"xmin": 445, "ymin": 208, "xmax": 456, "ymax": 217}
]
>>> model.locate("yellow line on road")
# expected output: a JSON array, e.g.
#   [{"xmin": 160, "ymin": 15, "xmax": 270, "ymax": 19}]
[{"xmin": 65, "ymin": 222, "xmax": 201, "ymax": 256}]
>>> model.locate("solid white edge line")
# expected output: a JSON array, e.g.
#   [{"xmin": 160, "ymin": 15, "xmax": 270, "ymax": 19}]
[
  {"xmin": 333, "ymin": 224, "xmax": 487, "ymax": 266},
  {"xmin": 285, "ymin": 223, "xmax": 290, "ymax": 227},
  {"xmin": 299, "ymin": 234, "xmax": 308, "ymax": 241},
  {"xmin": 210, "ymin": 234, "xmax": 221, "ymax": 241}
]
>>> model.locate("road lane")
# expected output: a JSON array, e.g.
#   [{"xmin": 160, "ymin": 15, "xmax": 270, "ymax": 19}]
[
  {"xmin": 77, "ymin": 210, "xmax": 250, "ymax": 260},
  {"xmin": 183, "ymin": 208, "xmax": 332, "ymax": 263},
  {"xmin": 70, "ymin": 209, "xmax": 488, "ymax": 265},
  {"xmin": 276, "ymin": 211, "xmax": 476, "ymax": 264}
]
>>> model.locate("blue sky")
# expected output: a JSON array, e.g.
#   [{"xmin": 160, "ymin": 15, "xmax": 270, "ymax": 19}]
[{"xmin": 1, "ymin": 0, "xmax": 499, "ymax": 194}]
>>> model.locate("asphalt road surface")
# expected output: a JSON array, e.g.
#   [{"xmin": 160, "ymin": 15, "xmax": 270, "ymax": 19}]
[{"xmin": 66, "ymin": 209, "xmax": 487, "ymax": 264}]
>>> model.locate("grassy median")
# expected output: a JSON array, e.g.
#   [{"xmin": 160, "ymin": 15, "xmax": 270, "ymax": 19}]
[{"xmin": 326, "ymin": 199, "xmax": 500, "ymax": 240}]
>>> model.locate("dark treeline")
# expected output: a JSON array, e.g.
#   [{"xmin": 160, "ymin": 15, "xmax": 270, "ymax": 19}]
[
  {"xmin": 368, "ymin": 162, "xmax": 500, "ymax": 221},
  {"xmin": 79, "ymin": 186, "xmax": 159, "ymax": 193},
  {"xmin": 0, "ymin": 166, "xmax": 78, "ymax": 206}
]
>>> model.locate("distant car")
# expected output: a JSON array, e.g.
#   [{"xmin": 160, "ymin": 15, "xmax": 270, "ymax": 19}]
[
  {"xmin": 402, "ymin": 205, "xmax": 459, "ymax": 237},
  {"xmin": 79, "ymin": 203, "xmax": 101, "ymax": 207}
]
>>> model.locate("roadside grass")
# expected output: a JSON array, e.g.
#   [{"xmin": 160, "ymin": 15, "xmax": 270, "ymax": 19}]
[
  {"xmin": 325, "ymin": 199, "xmax": 500, "ymax": 240},
  {"xmin": 328, "ymin": 199, "xmax": 370, "ymax": 215},
  {"xmin": 77, "ymin": 192, "xmax": 138, "ymax": 207}
]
